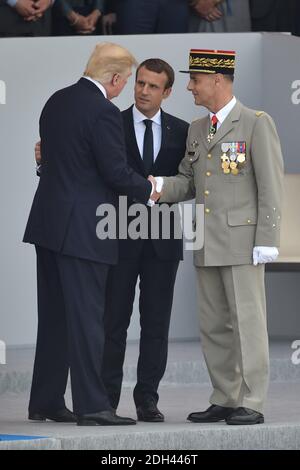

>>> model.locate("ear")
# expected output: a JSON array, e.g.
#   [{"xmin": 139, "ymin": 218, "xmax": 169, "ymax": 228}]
[
  {"xmin": 162, "ymin": 87, "xmax": 172, "ymax": 100},
  {"xmin": 112, "ymin": 73, "xmax": 120, "ymax": 86},
  {"xmin": 215, "ymin": 73, "xmax": 223, "ymax": 85}
]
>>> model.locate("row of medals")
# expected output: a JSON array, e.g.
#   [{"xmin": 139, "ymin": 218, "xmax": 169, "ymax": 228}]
[{"xmin": 220, "ymin": 142, "xmax": 246, "ymax": 175}]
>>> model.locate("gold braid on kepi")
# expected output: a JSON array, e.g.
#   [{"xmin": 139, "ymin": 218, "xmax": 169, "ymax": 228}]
[{"xmin": 180, "ymin": 49, "xmax": 235, "ymax": 75}]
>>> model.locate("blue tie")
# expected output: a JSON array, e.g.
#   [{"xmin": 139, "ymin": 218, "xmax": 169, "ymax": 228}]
[{"xmin": 143, "ymin": 119, "xmax": 154, "ymax": 175}]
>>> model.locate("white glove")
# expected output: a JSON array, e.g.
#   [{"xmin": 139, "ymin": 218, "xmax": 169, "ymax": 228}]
[
  {"xmin": 253, "ymin": 246, "xmax": 279, "ymax": 266},
  {"xmin": 147, "ymin": 177, "xmax": 164, "ymax": 207}
]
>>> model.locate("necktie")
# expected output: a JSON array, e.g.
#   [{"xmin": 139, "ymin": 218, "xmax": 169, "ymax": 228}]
[
  {"xmin": 143, "ymin": 119, "xmax": 154, "ymax": 175},
  {"xmin": 207, "ymin": 114, "xmax": 218, "ymax": 142},
  {"xmin": 211, "ymin": 114, "xmax": 218, "ymax": 134}
]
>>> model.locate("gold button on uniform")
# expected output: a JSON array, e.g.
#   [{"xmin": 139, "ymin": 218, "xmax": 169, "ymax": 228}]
[
  {"xmin": 204, "ymin": 190, "xmax": 210, "ymax": 196},
  {"xmin": 207, "ymin": 154, "xmax": 212, "ymax": 159},
  {"xmin": 205, "ymin": 208, "xmax": 210, "ymax": 214},
  {"xmin": 206, "ymin": 171, "xmax": 211, "ymax": 177},
  {"xmin": 247, "ymin": 219, "xmax": 251, "ymax": 224}
]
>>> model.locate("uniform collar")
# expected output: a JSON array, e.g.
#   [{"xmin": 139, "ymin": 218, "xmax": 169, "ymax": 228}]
[{"xmin": 210, "ymin": 96, "xmax": 237, "ymax": 125}]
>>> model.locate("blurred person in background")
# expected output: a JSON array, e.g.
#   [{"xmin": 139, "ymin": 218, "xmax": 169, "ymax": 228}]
[
  {"xmin": 113, "ymin": 0, "xmax": 190, "ymax": 34},
  {"xmin": 189, "ymin": 0, "xmax": 251, "ymax": 32},
  {"xmin": 0, "ymin": 0, "xmax": 53, "ymax": 37},
  {"xmin": 250, "ymin": 0, "xmax": 295, "ymax": 34},
  {"xmin": 52, "ymin": 0, "xmax": 104, "ymax": 35}
]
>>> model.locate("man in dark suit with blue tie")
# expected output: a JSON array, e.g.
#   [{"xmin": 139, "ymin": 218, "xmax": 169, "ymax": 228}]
[
  {"xmin": 102, "ymin": 59, "xmax": 189, "ymax": 422},
  {"xmin": 23, "ymin": 43, "xmax": 158, "ymax": 426}
]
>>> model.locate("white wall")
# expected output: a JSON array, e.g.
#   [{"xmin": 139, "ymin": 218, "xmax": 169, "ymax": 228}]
[{"xmin": 0, "ymin": 32, "xmax": 297, "ymax": 346}]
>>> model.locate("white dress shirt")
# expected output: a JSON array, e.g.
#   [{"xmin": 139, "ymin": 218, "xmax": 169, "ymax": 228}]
[
  {"xmin": 132, "ymin": 105, "xmax": 162, "ymax": 162},
  {"xmin": 83, "ymin": 76, "xmax": 107, "ymax": 98},
  {"xmin": 209, "ymin": 95, "xmax": 237, "ymax": 129}
]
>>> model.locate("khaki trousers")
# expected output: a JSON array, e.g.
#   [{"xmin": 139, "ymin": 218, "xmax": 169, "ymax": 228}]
[{"xmin": 195, "ymin": 264, "xmax": 269, "ymax": 413}]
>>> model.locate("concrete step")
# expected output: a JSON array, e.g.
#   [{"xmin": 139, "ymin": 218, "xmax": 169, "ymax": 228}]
[{"xmin": 0, "ymin": 383, "xmax": 300, "ymax": 450}]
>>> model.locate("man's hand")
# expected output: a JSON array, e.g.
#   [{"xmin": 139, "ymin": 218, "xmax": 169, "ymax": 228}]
[
  {"xmin": 14, "ymin": 0, "xmax": 37, "ymax": 19},
  {"xmin": 32, "ymin": 0, "xmax": 51, "ymax": 15},
  {"xmin": 191, "ymin": 0, "xmax": 217, "ymax": 17},
  {"xmin": 203, "ymin": 5, "xmax": 223, "ymax": 21},
  {"xmin": 253, "ymin": 246, "xmax": 279, "ymax": 265},
  {"xmin": 191, "ymin": 0, "xmax": 223, "ymax": 21},
  {"xmin": 35, "ymin": 141, "xmax": 41, "ymax": 164},
  {"xmin": 148, "ymin": 175, "xmax": 162, "ymax": 203},
  {"xmin": 68, "ymin": 11, "xmax": 95, "ymax": 34},
  {"xmin": 102, "ymin": 12, "xmax": 117, "ymax": 35},
  {"xmin": 86, "ymin": 9, "xmax": 101, "ymax": 31}
]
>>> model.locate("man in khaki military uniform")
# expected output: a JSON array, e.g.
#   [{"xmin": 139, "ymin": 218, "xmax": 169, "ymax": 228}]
[{"xmin": 156, "ymin": 49, "xmax": 284, "ymax": 425}]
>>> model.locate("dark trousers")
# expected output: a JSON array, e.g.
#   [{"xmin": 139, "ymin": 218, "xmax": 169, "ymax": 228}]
[
  {"xmin": 114, "ymin": 0, "xmax": 189, "ymax": 34},
  {"xmin": 29, "ymin": 246, "xmax": 110, "ymax": 415},
  {"xmin": 103, "ymin": 241, "xmax": 179, "ymax": 409}
]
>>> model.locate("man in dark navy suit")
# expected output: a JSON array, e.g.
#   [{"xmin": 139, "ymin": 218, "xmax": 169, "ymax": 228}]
[
  {"xmin": 102, "ymin": 59, "xmax": 189, "ymax": 422},
  {"xmin": 23, "ymin": 43, "xmax": 159, "ymax": 426}
]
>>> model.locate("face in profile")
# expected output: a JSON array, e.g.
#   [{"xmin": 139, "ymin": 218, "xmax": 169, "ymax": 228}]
[{"xmin": 187, "ymin": 73, "xmax": 217, "ymax": 108}]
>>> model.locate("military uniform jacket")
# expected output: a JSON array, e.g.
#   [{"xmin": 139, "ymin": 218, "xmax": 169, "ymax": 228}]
[{"xmin": 160, "ymin": 100, "xmax": 284, "ymax": 267}]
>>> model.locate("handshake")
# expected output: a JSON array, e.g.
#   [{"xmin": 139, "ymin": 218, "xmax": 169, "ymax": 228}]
[
  {"xmin": 34, "ymin": 141, "xmax": 163, "ymax": 205},
  {"xmin": 148, "ymin": 176, "xmax": 164, "ymax": 206}
]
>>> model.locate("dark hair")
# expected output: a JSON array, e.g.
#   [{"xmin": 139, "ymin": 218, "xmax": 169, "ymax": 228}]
[
  {"xmin": 136, "ymin": 58, "xmax": 175, "ymax": 89},
  {"xmin": 224, "ymin": 74, "xmax": 234, "ymax": 83}
]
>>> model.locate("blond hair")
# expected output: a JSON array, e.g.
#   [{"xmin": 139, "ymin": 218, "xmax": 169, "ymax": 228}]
[{"xmin": 84, "ymin": 43, "xmax": 138, "ymax": 84}]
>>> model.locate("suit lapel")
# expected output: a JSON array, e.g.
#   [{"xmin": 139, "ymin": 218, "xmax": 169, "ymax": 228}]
[
  {"xmin": 152, "ymin": 110, "xmax": 170, "ymax": 171},
  {"xmin": 208, "ymin": 101, "xmax": 242, "ymax": 151},
  {"xmin": 199, "ymin": 117, "xmax": 210, "ymax": 151}
]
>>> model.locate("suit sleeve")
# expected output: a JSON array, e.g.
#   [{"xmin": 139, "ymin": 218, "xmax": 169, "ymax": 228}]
[
  {"xmin": 251, "ymin": 113, "xmax": 284, "ymax": 247},
  {"xmin": 159, "ymin": 125, "xmax": 196, "ymax": 203},
  {"xmin": 91, "ymin": 105, "xmax": 152, "ymax": 204}
]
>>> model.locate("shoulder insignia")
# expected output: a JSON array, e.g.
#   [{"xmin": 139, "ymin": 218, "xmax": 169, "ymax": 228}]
[{"xmin": 255, "ymin": 111, "xmax": 264, "ymax": 117}]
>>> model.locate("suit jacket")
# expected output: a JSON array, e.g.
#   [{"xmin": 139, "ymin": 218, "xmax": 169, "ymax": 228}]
[
  {"xmin": 23, "ymin": 78, "xmax": 151, "ymax": 265},
  {"xmin": 118, "ymin": 106, "xmax": 188, "ymax": 261},
  {"xmin": 249, "ymin": 0, "xmax": 276, "ymax": 19},
  {"xmin": 160, "ymin": 100, "xmax": 284, "ymax": 267}
]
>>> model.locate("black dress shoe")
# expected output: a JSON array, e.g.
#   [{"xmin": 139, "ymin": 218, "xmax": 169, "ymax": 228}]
[
  {"xmin": 187, "ymin": 404, "xmax": 235, "ymax": 423},
  {"xmin": 77, "ymin": 410, "xmax": 136, "ymax": 426},
  {"xmin": 28, "ymin": 407, "xmax": 77, "ymax": 423},
  {"xmin": 226, "ymin": 407, "xmax": 264, "ymax": 425},
  {"xmin": 136, "ymin": 400, "xmax": 164, "ymax": 422}
]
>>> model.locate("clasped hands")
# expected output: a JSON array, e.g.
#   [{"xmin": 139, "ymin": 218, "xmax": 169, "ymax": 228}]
[
  {"xmin": 15, "ymin": 0, "xmax": 51, "ymax": 22},
  {"xmin": 190, "ymin": 0, "xmax": 223, "ymax": 22}
]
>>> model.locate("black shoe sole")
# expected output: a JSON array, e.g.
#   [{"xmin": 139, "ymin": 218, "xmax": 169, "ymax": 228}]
[
  {"xmin": 28, "ymin": 415, "xmax": 46, "ymax": 421},
  {"xmin": 137, "ymin": 416, "xmax": 164, "ymax": 423},
  {"xmin": 28, "ymin": 414, "xmax": 76, "ymax": 423},
  {"xmin": 77, "ymin": 419, "xmax": 136, "ymax": 426},
  {"xmin": 226, "ymin": 417, "xmax": 264, "ymax": 425},
  {"xmin": 187, "ymin": 417, "xmax": 226, "ymax": 423}
]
